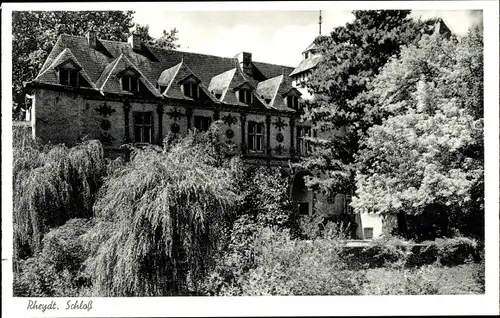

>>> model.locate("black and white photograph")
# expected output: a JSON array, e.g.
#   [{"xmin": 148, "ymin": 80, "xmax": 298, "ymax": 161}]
[{"xmin": 2, "ymin": 1, "xmax": 499, "ymax": 317}]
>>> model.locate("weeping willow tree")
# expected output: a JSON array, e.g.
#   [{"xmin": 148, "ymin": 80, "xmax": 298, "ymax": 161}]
[
  {"xmin": 85, "ymin": 132, "xmax": 240, "ymax": 296},
  {"xmin": 13, "ymin": 128, "xmax": 105, "ymax": 261}
]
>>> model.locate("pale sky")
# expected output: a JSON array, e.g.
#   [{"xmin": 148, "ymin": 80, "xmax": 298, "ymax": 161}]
[{"xmin": 133, "ymin": 10, "xmax": 482, "ymax": 67}]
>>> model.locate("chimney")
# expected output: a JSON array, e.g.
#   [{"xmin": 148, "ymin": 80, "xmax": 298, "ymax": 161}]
[
  {"xmin": 86, "ymin": 30, "xmax": 98, "ymax": 49},
  {"xmin": 235, "ymin": 52, "xmax": 252, "ymax": 77},
  {"xmin": 128, "ymin": 33, "xmax": 142, "ymax": 51}
]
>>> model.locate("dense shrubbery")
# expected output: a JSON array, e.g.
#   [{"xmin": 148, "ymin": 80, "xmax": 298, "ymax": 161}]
[
  {"xmin": 237, "ymin": 229, "xmax": 366, "ymax": 295},
  {"xmin": 204, "ymin": 227, "xmax": 366, "ymax": 296},
  {"xmin": 299, "ymin": 214, "xmax": 352, "ymax": 241},
  {"xmin": 201, "ymin": 166, "xmax": 301, "ymax": 295},
  {"xmin": 342, "ymin": 236, "xmax": 480, "ymax": 269},
  {"xmin": 13, "ymin": 219, "xmax": 93, "ymax": 297},
  {"xmin": 13, "ymin": 127, "xmax": 105, "ymax": 261},
  {"xmin": 84, "ymin": 132, "xmax": 240, "ymax": 296}
]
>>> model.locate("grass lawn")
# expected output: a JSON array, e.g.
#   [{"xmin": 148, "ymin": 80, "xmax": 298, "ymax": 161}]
[{"xmin": 362, "ymin": 263, "xmax": 484, "ymax": 295}]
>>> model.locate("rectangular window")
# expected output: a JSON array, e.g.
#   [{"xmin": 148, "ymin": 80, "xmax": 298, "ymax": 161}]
[
  {"xmin": 345, "ymin": 194, "xmax": 354, "ymax": 214},
  {"xmin": 183, "ymin": 83, "xmax": 199, "ymax": 99},
  {"xmin": 364, "ymin": 227, "xmax": 374, "ymax": 239},
  {"xmin": 238, "ymin": 89, "xmax": 253, "ymax": 104},
  {"xmin": 134, "ymin": 112, "xmax": 153, "ymax": 143},
  {"xmin": 194, "ymin": 116, "xmax": 212, "ymax": 132},
  {"xmin": 297, "ymin": 126, "xmax": 311, "ymax": 155},
  {"xmin": 286, "ymin": 96, "xmax": 299, "ymax": 109},
  {"xmin": 59, "ymin": 69, "xmax": 79, "ymax": 86},
  {"xmin": 248, "ymin": 121, "xmax": 264, "ymax": 152},
  {"xmin": 122, "ymin": 76, "xmax": 139, "ymax": 92}
]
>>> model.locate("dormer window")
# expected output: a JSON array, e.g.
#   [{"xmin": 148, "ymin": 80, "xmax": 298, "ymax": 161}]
[
  {"xmin": 122, "ymin": 76, "xmax": 139, "ymax": 92},
  {"xmin": 238, "ymin": 89, "xmax": 253, "ymax": 104},
  {"xmin": 286, "ymin": 96, "xmax": 299, "ymax": 109},
  {"xmin": 183, "ymin": 83, "xmax": 199, "ymax": 99},
  {"xmin": 59, "ymin": 69, "xmax": 79, "ymax": 86},
  {"xmin": 57, "ymin": 61, "xmax": 90, "ymax": 87}
]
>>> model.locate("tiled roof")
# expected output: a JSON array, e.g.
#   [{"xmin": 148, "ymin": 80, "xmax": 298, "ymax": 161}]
[
  {"xmin": 32, "ymin": 34, "xmax": 298, "ymax": 111},
  {"xmin": 289, "ymin": 55, "xmax": 323, "ymax": 77},
  {"xmin": 257, "ymin": 75, "xmax": 282, "ymax": 104},
  {"xmin": 36, "ymin": 48, "xmax": 97, "ymax": 90},
  {"xmin": 257, "ymin": 75, "xmax": 302, "ymax": 111},
  {"xmin": 97, "ymin": 54, "xmax": 161, "ymax": 97},
  {"xmin": 159, "ymin": 61, "xmax": 219, "ymax": 103}
]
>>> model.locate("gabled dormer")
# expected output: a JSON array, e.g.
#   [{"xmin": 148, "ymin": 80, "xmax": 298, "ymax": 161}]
[
  {"xmin": 95, "ymin": 54, "xmax": 161, "ymax": 97},
  {"xmin": 158, "ymin": 61, "xmax": 218, "ymax": 102},
  {"xmin": 34, "ymin": 47, "xmax": 95, "ymax": 89},
  {"xmin": 178, "ymin": 74, "xmax": 201, "ymax": 99},
  {"xmin": 234, "ymin": 82, "xmax": 254, "ymax": 105},
  {"xmin": 55, "ymin": 60, "xmax": 91, "ymax": 87},
  {"xmin": 117, "ymin": 67, "xmax": 141, "ymax": 93},
  {"xmin": 282, "ymin": 88, "xmax": 302, "ymax": 110}
]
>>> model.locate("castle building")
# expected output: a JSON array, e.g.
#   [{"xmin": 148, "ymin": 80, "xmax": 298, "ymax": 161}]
[{"xmin": 24, "ymin": 30, "xmax": 325, "ymax": 218}]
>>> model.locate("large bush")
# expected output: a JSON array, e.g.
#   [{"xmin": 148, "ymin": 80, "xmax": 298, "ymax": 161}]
[
  {"xmin": 205, "ymin": 228, "xmax": 366, "ymax": 296},
  {"xmin": 201, "ymin": 166, "xmax": 301, "ymax": 295},
  {"xmin": 13, "ymin": 129, "xmax": 105, "ymax": 261},
  {"xmin": 84, "ymin": 132, "xmax": 240, "ymax": 296},
  {"xmin": 435, "ymin": 236, "xmax": 479, "ymax": 266},
  {"xmin": 13, "ymin": 219, "xmax": 93, "ymax": 297}
]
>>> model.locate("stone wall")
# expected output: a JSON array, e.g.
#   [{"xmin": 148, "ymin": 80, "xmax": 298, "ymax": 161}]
[{"xmin": 32, "ymin": 88, "xmax": 303, "ymax": 161}]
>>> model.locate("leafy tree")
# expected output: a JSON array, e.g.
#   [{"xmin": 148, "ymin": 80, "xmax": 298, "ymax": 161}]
[
  {"xmin": 298, "ymin": 10, "xmax": 442, "ymax": 196},
  {"xmin": 134, "ymin": 24, "xmax": 180, "ymax": 50},
  {"xmin": 352, "ymin": 28, "xmax": 483, "ymax": 239},
  {"xmin": 13, "ymin": 127, "xmax": 105, "ymax": 261},
  {"xmin": 84, "ymin": 133, "xmax": 240, "ymax": 296}
]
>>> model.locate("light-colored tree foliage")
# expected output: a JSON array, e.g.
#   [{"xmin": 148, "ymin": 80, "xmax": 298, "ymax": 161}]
[
  {"xmin": 352, "ymin": 28, "xmax": 483, "ymax": 231},
  {"xmin": 13, "ymin": 127, "xmax": 105, "ymax": 260},
  {"xmin": 84, "ymin": 133, "xmax": 240, "ymax": 296},
  {"xmin": 298, "ymin": 11, "xmax": 441, "ymax": 196}
]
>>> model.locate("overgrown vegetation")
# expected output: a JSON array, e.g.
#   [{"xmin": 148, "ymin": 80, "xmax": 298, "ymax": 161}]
[
  {"xmin": 84, "ymin": 133, "xmax": 240, "ymax": 296},
  {"xmin": 13, "ymin": 218, "xmax": 93, "ymax": 297},
  {"xmin": 13, "ymin": 127, "xmax": 105, "ymax": 262}
]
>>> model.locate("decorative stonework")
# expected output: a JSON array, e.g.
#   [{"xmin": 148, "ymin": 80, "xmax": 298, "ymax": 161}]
[
  {"xmin": 95, "ymin": 102, "xmax": 116, "ymax": 116},
  {"xmin": 274, "ymin": 144, "xmax": 287, "ymax": 156},
  {"xmin": 222, "ymin": 113, "xmax": 238, "ymax": 127},
  {"xmin": 273, "ymin": 117, "xmax": 288, "ymax": 131},
  {"xmin": 100, "ymin": 119, "xmax": 111, "ymax": 131},
  {"xmin": 170, "ymin": 123, "xmax": 180, "ymax": 134},
  {"xmin": 225, "ymin": 128, "xmax": 235, "ymax": 139},
  {"xmin": 167, "ymin": 108, "xmax": 184, "ymax": 121},
  {"xmin": 276, "ymin": 132, "xmax": 284, "ymax": 143}
]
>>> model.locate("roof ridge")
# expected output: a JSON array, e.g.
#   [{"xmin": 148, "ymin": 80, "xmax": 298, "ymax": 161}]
[
  {"xmin": 58, "ymin": 34, "xmax": 295, "ymax": 69},
  {"xmin": 164, "ymin": 62, "xmax": 182, "ymax": 96},
  {"xmin": 98, "ymin": 55, "xmax": 123, "ymax": 91},
  {"xmin": 270, "ymin": 74, "xmax": 284, "ymax": 106},
  {"xmin": 221, "ymin": 68, "xmax": 236, "ymax": 101}
]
